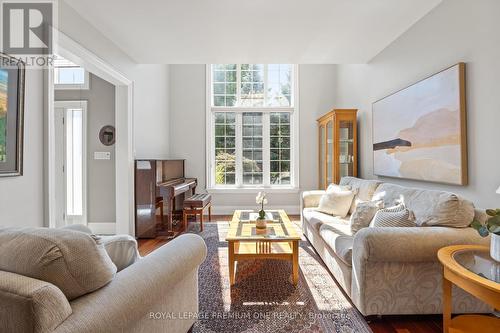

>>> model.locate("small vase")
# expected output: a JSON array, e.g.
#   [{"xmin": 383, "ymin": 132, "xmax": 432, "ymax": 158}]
[
  {"xmin": 491, "ymin": 233, "xmax": 500, "ymax": 262},
  {"xmin": 256, "ymin": 218, "xmax": 267, "ymax": 229}
]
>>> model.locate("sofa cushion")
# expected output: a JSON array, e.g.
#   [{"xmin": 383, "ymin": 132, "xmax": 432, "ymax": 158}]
[
  {"xmin": 101, "ymin": 235, "xmax": 140, "ymax": 272},
  {"xmin": 339, "ymin": 177, "xmax": 382, "ymax": 214},
  {"xmin": 303, "ymin": 208, "xmax": 351, "ymax": 232},
  {"xmin": 0, "ymin": 227, "xmax": 117, "ymax": 300},
  {"xmin": 373, "ymin": 183, "xmax": 474, "ymax": 227},
  {"xmin": 317, "ymin": 185, "xmax": 355, "ymax": 217},
  {"xmin": 319, "ymin": 222, "xmax": 354, "ymax": 266}
]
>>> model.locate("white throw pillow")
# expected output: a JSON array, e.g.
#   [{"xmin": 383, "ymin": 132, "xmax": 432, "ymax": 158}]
[
  {"xmin": 326, "ymin": 183, "xmax": 350, "ymax": 192},
  {"xmin": 350, "ymin": 200, "xmax": 384, "ymax": 234},
  {"xmin": 317, "ymin": 185, "xmax": 355, "ymax": 217},
  {"xmin": 369, "ymin": 203, "xmax": 416, "ymax": 228}
]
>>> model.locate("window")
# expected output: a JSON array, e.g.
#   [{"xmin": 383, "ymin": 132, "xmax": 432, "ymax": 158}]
[
  {"xmin": 65, "ymin": 108, "xmax": 84, "ymax": 216},
  {"xmin": 54, "ymin": 55, "xmax": 89, "ymax": 90},
  {"xmin": 208, "ymin": 64, "xmax": 298, "ymax": 191}
]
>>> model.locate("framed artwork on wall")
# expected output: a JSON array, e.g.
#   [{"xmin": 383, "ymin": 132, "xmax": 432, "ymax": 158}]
[
  {"xmin": 372, "ymin": 63, "xmax": 467, "ymax": 185},
  {"xmin": 0, "ymin": 53, "xmax": 25, "ymax": 177}
]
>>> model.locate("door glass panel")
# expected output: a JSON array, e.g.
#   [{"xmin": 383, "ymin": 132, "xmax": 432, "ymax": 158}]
[
  {"xmin": 339, "ymin": 120, "xmax": 354, "ymax": 178},
  {"xmin": 326, "ymin": 121, "xmax": 333, "ymax": 184},
  {"xmin": 66, "ymin": 108, "xmax": 84, "ymax": 216},
  {"xmin": 319, "ymin": 125, "xmax": 325, "ymax": 188}
]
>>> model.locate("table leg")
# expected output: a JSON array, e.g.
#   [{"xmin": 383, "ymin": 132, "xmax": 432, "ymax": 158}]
[
  {"xmin": 443, "ymin": 274, "xmax": 452, "ymax": 333},
  {"xmin": 200, "ymin": 209, "xmax": 204, "ymax": 232},
  {"xmin": 183, "ymin": 211, "xmax": 188, "ymax": 231},
  {"xmin": 228, "ymin": 241, "xmax": 235, "ymax": 285},
  {"xmin": 292, "ymin": 240, "xmax": 299, "ymax": 286},
  {"xmin": 167, "ymin": 198, "xmax": 174, "ymax": 231},
  {"xmin": 208, "ymin": 204, "xmax": 212, "ymax": 221}
]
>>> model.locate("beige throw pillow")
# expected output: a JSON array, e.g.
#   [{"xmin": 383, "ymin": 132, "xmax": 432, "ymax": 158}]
[
  {"xmin": 317, "ymin": 185, "xmax": 355, "ymax": 217},
  {"xmin": 369, "ymin": 203, "xmax": 416, "ymax": 228},
  {"xmin": 350, "ymin": 200, "xmax": 384, "ymax": 234},
  {"xmin": 0, "ymin": 227, "xmax": 117, "ymax": 300}
]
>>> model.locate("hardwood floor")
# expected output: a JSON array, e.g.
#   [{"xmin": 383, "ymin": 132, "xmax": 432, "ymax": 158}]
[{"xmin": 137, "ymin": 215, "xmax": 443, "ymax": 333}]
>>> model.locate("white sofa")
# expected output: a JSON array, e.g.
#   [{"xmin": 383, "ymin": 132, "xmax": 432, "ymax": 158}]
[
  {"xmin": 301, "ymin": 177, "xmax": 490, "ymax": 316},
  {"xmin": 0, "ymin": 226, "xmax": 207, "ymax": 333}
]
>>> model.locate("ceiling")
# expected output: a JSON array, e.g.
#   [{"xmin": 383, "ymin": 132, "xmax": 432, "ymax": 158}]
[{"xmin": 63, "ymin": 0, "xmax": 442, "ymax": 64}]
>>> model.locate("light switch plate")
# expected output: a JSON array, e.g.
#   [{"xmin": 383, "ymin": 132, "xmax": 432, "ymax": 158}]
[{"xmin": 94, "ymin": 151, "xmax": 111, "ymax": 160}]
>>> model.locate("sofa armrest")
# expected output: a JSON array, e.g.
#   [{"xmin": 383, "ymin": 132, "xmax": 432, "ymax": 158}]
[
  {"xmin": 54, "ymin": 234, "xmax": 207, "ymax": 333},
  {"xmin": 353, "ymin": 226, "xmax": 489, "ymax": 263},
  {"xmin": 301, "ymin": 190, "xmax": 325, "ymax": 209},
  {"xmin": 0, "ymin": 270, "xmax": 72, "ymax": 333},
  {"xmin": 351, "ymin": 227, "xmax": 491, "ymax": 316}
]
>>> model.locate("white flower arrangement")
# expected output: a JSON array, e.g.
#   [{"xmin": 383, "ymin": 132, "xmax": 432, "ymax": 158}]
[{"xmin": 256, "ymin": 192, "xmax": 268, "ymax": 220}]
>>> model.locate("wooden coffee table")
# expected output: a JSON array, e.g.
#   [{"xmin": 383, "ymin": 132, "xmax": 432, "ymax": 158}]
[{"xmin": 226, "ymin": 210, "xmax": 301, "ymax": 286}]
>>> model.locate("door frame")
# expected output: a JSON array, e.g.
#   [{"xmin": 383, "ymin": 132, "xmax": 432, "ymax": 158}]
[
  {"xmin": 45, "ymin": 30, "xmax": 134, "ymax": 235},
  {"xmin": 54, "ymin": 100, "xmax": 88, "ymax": 226}
]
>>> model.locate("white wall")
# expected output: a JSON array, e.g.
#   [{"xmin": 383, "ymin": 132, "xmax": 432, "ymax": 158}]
[
  {"xmin": 0, "ymin": 1, "xmax": 171, "ymax": 229},
  {"xmin": 132, "ymin": 65, "xmax": 170, "ymax": 159},
  {"xmin": 58, "ymin": 0, "xmax": 170, "ymax": 159},
  {"xmin": 335, "ymin": 0, "xmax": 500, "ymax": 208},
  {"xmin": 169, "ymin": 64, "xmax": 337, "ymax": 213},
  {"xmin": 0, "ymin": 69, "xmax": 45, "ymax": 227}
]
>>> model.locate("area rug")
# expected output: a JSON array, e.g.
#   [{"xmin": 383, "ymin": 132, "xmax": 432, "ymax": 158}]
[{"xmin": 188, "ymin": 222, "xmax": 371, "ymax": 333}]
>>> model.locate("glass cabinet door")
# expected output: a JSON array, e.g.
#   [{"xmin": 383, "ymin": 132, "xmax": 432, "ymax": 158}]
[
  {"xmin": 326, "ymin": 120, "xmax": 333, "ymax": 185},
  {"xmin": 319, "ymin": 124, "xmax": 325, "ymax": 188},
  {"xmin": 338, "ymin": 120, "xmax": 354, "ymax": 179}
]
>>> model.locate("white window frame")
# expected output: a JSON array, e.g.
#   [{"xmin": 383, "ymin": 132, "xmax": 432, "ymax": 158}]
[{"xmin": 206, "ymin": 64, "xmax": 300, "ymax": 193}]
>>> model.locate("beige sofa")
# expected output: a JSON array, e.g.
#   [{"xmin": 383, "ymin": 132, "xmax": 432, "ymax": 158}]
[
  {"xmin": 301, "ymin": 176, "xmax": 490, "ymax": 316},
  {"xmin": 0, "ymin": 227, "xmax": 207, "ymax": 333}
]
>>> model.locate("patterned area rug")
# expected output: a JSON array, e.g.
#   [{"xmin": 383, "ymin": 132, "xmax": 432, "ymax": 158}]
[{"xmin": 188, "ymin": 222, "xmax": 371, "ymax": 333}]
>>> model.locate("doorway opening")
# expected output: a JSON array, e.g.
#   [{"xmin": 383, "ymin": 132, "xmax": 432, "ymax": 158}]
[{"xmin": 45, "ymin": 31, "xmax": 134, "ymax": 235}]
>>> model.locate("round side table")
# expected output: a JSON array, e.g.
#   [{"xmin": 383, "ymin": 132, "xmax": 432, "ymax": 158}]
[{"xmin": 438, "ymin": 245, "xmax": 500, "ymax": 333}]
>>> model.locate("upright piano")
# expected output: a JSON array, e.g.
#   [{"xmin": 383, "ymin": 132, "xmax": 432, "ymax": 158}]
[{"xmin": 134, "ymin": 159, "xmax": 197, "ymax": 238}]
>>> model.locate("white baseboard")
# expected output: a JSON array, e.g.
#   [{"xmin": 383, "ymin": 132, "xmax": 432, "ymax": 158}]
[
  {"xmin": 210, "ymin": 205, "xmax": 300, "ymax": 216},
  {"xmin": 87, "ymin": 222, "xmax": 116, "ymax": 235}
]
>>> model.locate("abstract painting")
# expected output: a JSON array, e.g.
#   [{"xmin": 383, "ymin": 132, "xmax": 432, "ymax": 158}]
[
  {"xmin": 0, "ymin": 69, "xmax": 7, "ymax": 162},
  {"xmin": 0, "ymin": 53, "xmax": 25, "ymax": 177},
  {"xmin": 372, "ymin": 63, "xmax": 467, "ymax": 185}
]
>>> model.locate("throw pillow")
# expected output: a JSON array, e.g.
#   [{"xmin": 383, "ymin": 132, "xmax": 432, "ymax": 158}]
[
  {"xmin": 350, "ymin": 200, "xmax": 384, "ymax": 234},
  {"xmin": 61, "ymin": 224, "xmax": 140, "ymax": 272},
  {"xmin": 317, "ymin": 185, "xmax": 355, "ymax": 217},
  {"xmin": 0, "ymin": 227, "xmax": 117, "ymax": 300},
  {"xmin": 326, "ymin": 183, "xmax": 351, "ymax": 193},
  {"xmin": 369, "ymin": 203, "xmax": 416, "ymax": 228}
]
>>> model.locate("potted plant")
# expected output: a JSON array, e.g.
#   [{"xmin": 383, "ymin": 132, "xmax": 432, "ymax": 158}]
[
  {"xmin": 255, "ymin": 192, "xmax": 269, "ymax": 229},
  {"xmin": 471, "ymin": 209, "xmax": 500, "ymax": 261}
]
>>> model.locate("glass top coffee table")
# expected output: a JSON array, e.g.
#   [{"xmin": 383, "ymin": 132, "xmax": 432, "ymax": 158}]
[
  {"xmin": 438, "ymin": 245, "xmax": 500, "ymax": 333},
  {"xmin": 226, "ymin": 210, "xmax": 301, "ymax": 286}
]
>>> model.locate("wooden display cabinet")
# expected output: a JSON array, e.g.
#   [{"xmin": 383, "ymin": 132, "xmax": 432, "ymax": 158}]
[{"xmin": 317, "ymin": 109, "xmax": 358, "ymax": 189}]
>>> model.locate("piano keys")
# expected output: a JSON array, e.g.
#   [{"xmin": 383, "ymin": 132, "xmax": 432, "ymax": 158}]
[{"xmin": 134, "ymin": 159, "xmax": 197, "ymax": 238}]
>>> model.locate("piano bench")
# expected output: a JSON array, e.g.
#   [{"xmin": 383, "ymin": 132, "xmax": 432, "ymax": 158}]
[{"xmin": 183, "ymin": 194, "xmax": 212, "ymax": 232}]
